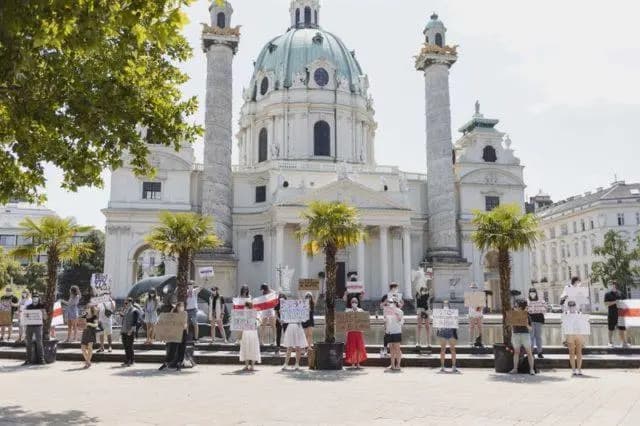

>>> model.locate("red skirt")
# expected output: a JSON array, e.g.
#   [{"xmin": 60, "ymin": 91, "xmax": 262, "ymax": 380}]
[{"xmin": 344, "ymin": 331, "xmax": 367, "ymax": 365}]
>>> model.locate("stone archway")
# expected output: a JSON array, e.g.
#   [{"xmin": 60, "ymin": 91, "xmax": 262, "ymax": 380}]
[
  {"xmin": 128, "ymin": 243, "xmax": 176, "ymax": 286},
  {"xmin": 483, "ymin": 251, "xmax": 500, "ymax": 310}
]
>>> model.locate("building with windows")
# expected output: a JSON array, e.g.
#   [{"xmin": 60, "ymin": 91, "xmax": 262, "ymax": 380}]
[
  {"xmin": 530, "ymin": 181, "xmax": 640, "ymax": 311},
  {"xmin": 1, "ymin": 201, "xmax": 58, "ymax": 264},
  {"xmin": 103, "ymin": 1, "xmax": 530, "ymax": 305}
]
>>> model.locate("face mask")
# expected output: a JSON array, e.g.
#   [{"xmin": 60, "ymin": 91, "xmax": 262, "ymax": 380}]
[
  {"xmin": 529, "ymin": 293, "xmax": 536, "ymax": 298},
  {"xmin": 22, "ymin": 294, "xmax": 27, "ymax": 298},
  {"xmin": 33, "ymin": 298, "xmax": 40, "ymax": 304},
  {"xmin": 351, "ymin": 302, "xmax": 358, "ymax": 308}
]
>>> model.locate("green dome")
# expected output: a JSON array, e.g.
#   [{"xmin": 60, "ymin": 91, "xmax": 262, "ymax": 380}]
[{"xmin": 251, "ymin": 28, "xmax": 364, "ymax": 94}]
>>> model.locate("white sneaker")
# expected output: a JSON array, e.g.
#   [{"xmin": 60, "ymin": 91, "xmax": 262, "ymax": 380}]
[
  {"xmin": 439, "ymin": 367, "xmax": 446, "ymax": 372},
  {"xmin": 577, "ymin": 369, "xmax": 583, "ymax": 376},
  {"xmin": 572, "ymin": 369, "xmax": 577, "ymax": 376},
  {"xmin": 607, "ymin": 343, "xmax": 614, "ymax": 348},
  {"xmin": 622, "ymin": 342, "xmax": 631, "ymax": 349},
  {"xmin": 452, "ymin": 366, "xmax": 459, "ymax": 373}
]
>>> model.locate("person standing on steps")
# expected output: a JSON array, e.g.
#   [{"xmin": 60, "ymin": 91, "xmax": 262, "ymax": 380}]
[
  {"xmin": 415, "ymin": 286, "xmax": 431, "ymax": 348},
  {"xmin": 97, "ymin": 296, "xmax": 116, "ymax": 353},
  {"xmin": 527, "ymin": 288, "xmax": 545, "ymax": 359},
  {"xmin": 143, "ymin": 290, "xmax": 159, "ymax": 344},
  {"xmin": 16, "ymin": 289, "xmax": 32, "ymax": 343},
  {"xmin": 185, "ymin": 282, "xmax": 202, "ymax": 341},
  {"xmin": 120, "ymin": 297, "xmax": 141, "ymax": 367},
  {"xmin": 281, "ymin": 299, "xmax": 308, "ymax": 371},
  {"xmin": 274, "ymin": 293, "xmax": 288, "ymax": 356},
  {"xmin": 384, "ymin": 299, "xmax": 404, "ymax": 371},
  {"xmin": 209, "ymin": 286, "xmax": 227, "ymax": 343},
  {"xmin": 604, "ymin": 281, "xmax": 630, "ymax": 348},
  {"xmin": 436, "ymin": 300, "xmax": 459, "ymax": 373},
  {"xmin": 159, "ymin": 302, "xmax": 189, "ymax": 371},
  {"xmin": 301, "ymin": 292, "xmax": 315, "ymax": 351},
  {"xmin": 344, "ymin": 297, "xmax": 367, "ymax": 369},
  {"xmin": 510, "ymin": 299, "xmax": 535, "ymax": 375},
  {"xmin": 239, "ymin": 301, "xmax": 261, "ymax": 371},
  {"xmin": 0, "ymin": 287, "xmax": 19, "ymax": 341},
  {"xmin": 63, "ymin": 285, "xmax": 81, "ymax": 343},
  {"xmin": 23, "ymin": 291, "xmax": 47, "ymax": 365},
  {"xmin": 565, "ymin": 300, "xmax": 586, "ymax": 376}
]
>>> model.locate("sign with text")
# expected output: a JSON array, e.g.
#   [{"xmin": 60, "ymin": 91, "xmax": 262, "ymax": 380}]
[
  {"xmin": 562, "ymin": 313, "xmax": 591, "ymax": 335},
  {"xmin": 464, "ymin": 291, "xmax": 485, "ymax": 308},
  {"xmin": 346, "ymin": 281, "xmax": 365, "ymax": 294},
  {"xmin": 336, "ymin": 311, "xmax": 371, "ymax": 332},
  {"xmin": 0, "ymin": 311, "xmax": 11, "ymax": 326},
  {"xmin": 280, "ymin": 300, "xmax": 309, "ymax": 323},
  {"xmin": 90, "ymin": 294, "xmax": 112, "ymax": 305},
  {"xmin": 155, "ymin": 312, "xmax": 188, "ymax": 343},
  {"xmin": 198, "ymin": 266, "xmax": 215, "ymax": 279},
  {"xmin": 298, "ymin": 279, "xmax": 320, "ymax": 292},
  {"xmin": 527, "ymin": 301, "xmax": 547, "ymax": 314},
  {"xmin": 506, "ymin": 310, "xmax": 529, "ymax": 327},
  {"xmin": 386, "ymin": 293, "xmax": 403, "ymax": 304},
  {"xmin": 90, "ymin": 273, "xmax": 112, "ymax": 296},
  {"xmin": 563, "ymin": 286, "xmax": 589, "ymax": 306},
  {"xmin": 20, "ymin": 310, "xmax": 43, "ymax": 326},
  {"xmin": 617, "ymin": 300, "xmax": 640, "ymax": 328},
  {"xmin": 432, "ymin": 308, "xmax": 459, "ymax": 329},
  {"xmin": 231, "ymin": 309, "xmax": 258, "ymax": 331}
]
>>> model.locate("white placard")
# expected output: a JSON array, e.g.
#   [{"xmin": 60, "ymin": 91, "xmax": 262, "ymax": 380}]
[
  {"xmin": 464, "ymin": 291, "xmax": 484, "ymax": 308},
  {"xmin": 346, "ymin": 281, "xmax": 365, "ymax": 294},
  {"xmin": 280, "ymin": 300, "xmax": 309, "ymax": 323},
  {"xmin": 90, "ymin": 273, "xmax": 112, "ymax": 296},
  {"xmin": 564, "ymin": 286, "xmax": 589, "ymax": 306},
  {"xmin": 90, "ymin": 294, "xmax": 112, "ymax": 305},
  {"xmin": 432, "ymin": 308, "xmax": 459, "ymax": 329},
  {"xmin": 386, "ymin": 292, "xmax": 403, "ymax": 304},
  {"xmin": 231, "ymin": 309, "xmax": 258, "ymax": 331},
  {"xmin": 527, "ymin": 301, "xmax": 547, "ymax": 314},
  {"xmin": 21, "ymin": 310, "xmax": 43, "ymax": 326},
  {"xmin": 562, "ymin": 313, "xmax": 591, "ymax": 335},
  {"xmin": 198, "ymin": 266, "xmax": 215, "ymax": 278}
]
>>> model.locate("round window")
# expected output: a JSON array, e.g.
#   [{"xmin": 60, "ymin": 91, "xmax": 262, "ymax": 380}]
[
  {"xmin": 314, "ymin": 68, "xmax": 329, "ymax": 87},
  {"xmin": 260, "ymin": 77, "xmax": 269, "ymax": 96}
]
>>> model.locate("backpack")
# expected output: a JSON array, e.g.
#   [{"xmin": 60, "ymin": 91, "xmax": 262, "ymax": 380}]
[{"xmin": 517, "ymin": 353, "xmax": 539, "ymax": 374}]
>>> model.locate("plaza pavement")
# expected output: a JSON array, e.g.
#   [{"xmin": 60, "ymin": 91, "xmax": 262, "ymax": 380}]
[{"xmin": 1, "ymin": 361, "xmax": 639, "ymax": 425}]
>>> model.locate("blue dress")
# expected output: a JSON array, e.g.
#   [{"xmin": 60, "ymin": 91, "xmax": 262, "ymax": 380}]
[{"xmin": 66, "ymin": 295, "xmax": 80, "ymax": 320}]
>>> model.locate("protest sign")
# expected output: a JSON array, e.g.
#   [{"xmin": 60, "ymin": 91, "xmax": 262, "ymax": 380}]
[
  {"xmin": 51, "ymin": 301, "xmax": 64, "ymax": 327},
  {"xmin": 155, "ymin": 312, "xmax": 188, "ymax": 343},
  {"xmin": 90, "ymin": 294, "xmax": 112, "ymax": 305},
  {"xmin": 564, "ymin": 286, "xmax": 589, "ymax": 306},
  {"xmin": 527, "ymin": 301, "xmax": 547, "ymax": 314},
  {"xmin": 231, "ymin": 309, "xmax": 258, "ymax": 331},
  {"xmin": 198, "ymin": 266, "xmax": 215, "ymax": 279},
  {"xmin": 0, "ymin": 311, "xmax": 11, "ymax": 326},
  {"xmin": 90, "ymin": 273, "xmax": 112, "ymax": 296},
  {"xmin": 298, "ymin": 279, "xmax": 320, "ymax": 292},
  {"xmin": 346, "ymin": 281, "xmax": 365, "ymax": 294},
  {"xmin": 280, "ymin": 300, "xmax": 309, "ymax": 323},
  {"xmin": 21, "ymin": 310, "xmax": 43, "ymax": 326},
  {"xmin": 464, "ymin": 291, "xmax": 484, "ymax": 308},
  {"xmin": 505, "ymin": 310, "xmax": 529, "ymax": 327},
  {"xmin": 562, "ymin": 313, "xmax": 591, "ymax": 335},
  {"xmin": 386, "ymin": 292, "xmax": 403, "ymax": 304},
  {"xmin": 336, "ymin": 311, "xmax": 370, "ymax": 332},
  {"xmin": 617, "ymin": 300, "xmax": 640, "ymax": 327},
  {"xmin": 432, "ymin": 308, "xmax": 459, "ymax": 329}
]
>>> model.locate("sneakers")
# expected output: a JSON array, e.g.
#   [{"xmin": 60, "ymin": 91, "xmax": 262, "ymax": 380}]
[
  {"xmin": 577, "ymin": 369, "xmax": 583, "ymax": 376},
  {"xmin": 509, "ymin": 368, "xmax": 518, "ymax": 374},
  {"xmin": 529, "ymin": 369, "xmax": 535, "ymax": 376},
  {"xmin": 571, "ymin": 369, "xmax": 577, "ymax": 376},
  {"xmin": 439, "ymin": 367, "xmax": 446, "ymax": 373},
  {"xmin": 537, "ymin": 353, "xmax": 544, "ymax": 359},
  {"xmin": 451, "ymin": 366, "xmax": 459, "ymax": 373},
  {"xmin": 607, "ymin": 343, "xmax": 614, "ymax": 348},
  {"xmin": 622, "ymin": 342, "xmax": 631, "ymax": 349}
]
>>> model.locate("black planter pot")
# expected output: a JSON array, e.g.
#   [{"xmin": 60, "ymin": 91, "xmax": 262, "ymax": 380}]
[
  {"xmin": 314, "ymin": 342, "xmax": 344, "ymax": 370},
  {"xmin": 493, "ymin": 343, "xmax": 514, "ymax": 373},
  {"xmin": 43, "ymin": 339, "xmax": 58, "ymax": 364}
]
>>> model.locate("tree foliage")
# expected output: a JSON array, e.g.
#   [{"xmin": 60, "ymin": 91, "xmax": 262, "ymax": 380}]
[
  {"xmin": 0, "ymin": 246, "xmax": 21, "ymax": 289},
  {"xmin": 58, "ymin": 230, "xmax": 105, "ymax": 302},
  {"xmin": 10, "ymin": 262, "xmax": 48, "ymax": 295},
  {"xmin": 0, "ymin": 0, "xmax": 202, "ymax": 203},
  {"xmin": 591, "ymin": 231, "xmax": 640, "ymax": 297}
]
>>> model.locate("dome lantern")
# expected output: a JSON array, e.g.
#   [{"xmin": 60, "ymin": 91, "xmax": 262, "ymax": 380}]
[
  {"xmin": 290, "ymin": 0, "xmax": 320, "ymax": 29},
  {"xmin": 423, "ymin": 12, "xmax": 446, "ymax": 47},
  {"xmin": 209, "ymin": 0, "xmax": 233, "ymax": 29}
]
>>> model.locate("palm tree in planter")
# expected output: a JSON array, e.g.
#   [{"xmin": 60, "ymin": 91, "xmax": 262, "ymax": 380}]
[
  {"xmin": 12, "ymin": 217, "xmax": 94, "ymax": 348},
  {"xmin": 146, "ymin": 212, "xmax": 220, "ymax": 303},
  {"xmin": 297, "ymin": 201, "xmax": 366, "ymax": 369},
  {"xmin": 471, "ymin": 203, "xmax": 539, "ymax": 372}
]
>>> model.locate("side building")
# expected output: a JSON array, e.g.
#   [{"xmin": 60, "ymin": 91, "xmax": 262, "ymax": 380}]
[{"xmin": 0, "ymin": 201, "xmax": 58, "ymax": 264}]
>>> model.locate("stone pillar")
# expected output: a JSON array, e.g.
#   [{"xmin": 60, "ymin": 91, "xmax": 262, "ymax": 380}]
[
  {"xmin": 379, "ymin": 226, "xmax": 389, "ymax": 295},
  {"xmin": 402, "ymin": 227, "xmax": 412, "ymax": 299},
  {"xmin": 275, "ymin": 224, "xmax": 285, "ymax": 284},
  {"xmin": 357, "ymin": 239, "xmax": 365, "ymax": 283},
  {"xmin": 300, "ymin": 234, "xmax": 309, "ymax": 278}
]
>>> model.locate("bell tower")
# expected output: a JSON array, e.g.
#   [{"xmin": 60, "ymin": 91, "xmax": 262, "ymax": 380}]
[{"xmin": 290, "ymin": 0, "xmax": 320, "ymax": 29}]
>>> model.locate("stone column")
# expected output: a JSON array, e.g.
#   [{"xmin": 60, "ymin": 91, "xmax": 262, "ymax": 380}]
[
  {"xmin": 402, "ymin": 227, "xmax": 412, "ymax": 299},
  {"xmin": 300, "ymin": 234, "xmax": 309, "ymax": 278},
  {"xmin": 379, "ymin": 226, "xmax": 389, "ymax": 296},
  {"xmin": 357, "ymin": 239, "xmax": 365, "ymax": 282},
  {"xmin": 275, "ymin": 224, "xmax": 285, "ymax": 283}
]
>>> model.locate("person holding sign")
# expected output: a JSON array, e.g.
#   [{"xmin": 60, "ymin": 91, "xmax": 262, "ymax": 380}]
[
  {"xmin": 604, "ymin": 282, "xmax": 629, "ymax": 348},
  {"xmin": 209, "ymin": 287, "xmax": 228, "ymax": 343},
  {"xmin": 527, "ymin": 288, "xmax": 546, "ymax": 359},
  {"xmin": 383, "ymin": 299, "xmax": 404, "ymax": 371},
  {"xmin": 97, "ymin": 297, "xmax": 116, "ymax": 353},
  {"xmin": 563, "ymin": 301, "xmax": 587, "ymax": 376},
  {"xmin": 23, "ymin": 291, "xmax": 46, "ymax": 365},
  {"xmin": 63, "ymin": 286, "xmax": 81, "ymax": 343},
  {"xmin": 415, "ymin": 286, "xmax": 430, "ymax": 348},
  {"xmin": 344, "ymin": 297, "xmax": 367, "ymax": 369},
  {"xmin": 436, "ymin": 301, "xmax": 459, "ymax": 373},
  {"xmin": 281, "ymin": 300, "xmax": 308, "ymax": 371},
  {"xmin": 301, "ymin": 292, "xmax": 315, "ymax": 349},
  {"xmin": 16, "ymin": 290, "xmax": 32, "ymax": 343},
  {"xmin": 509, "ymin": 299, "xmax": 535, "ymax": 375},
  {"xmin": 0, "ymin": 287, "xmax": 19, "ymax": 341},
  {"xmin": 80, "ymin": 305, "xmax": 99, "ymax": 369},
  {"xmin": 239, "ymin": 301, "xmax": 261, "ymax": 371},
  {"xmin": 159, "ymin": 302, "xmax": 189, "ymax": 371}
]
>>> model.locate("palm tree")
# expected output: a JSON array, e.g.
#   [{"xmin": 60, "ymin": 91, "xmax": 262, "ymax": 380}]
[
  {"xmin": 146, "ymin": 212, "xmax": 220, "ymax": 303},
  {"xmin": 471, "ymin": 203, "xmax": 539, "ymax": 344},
  {"xmin": 11, "ymin": 217, "xmax": 94, "ymax": 341},
  {"xmin": 297, "ymin": 201, "xmax": 366, "ymax": 343}
]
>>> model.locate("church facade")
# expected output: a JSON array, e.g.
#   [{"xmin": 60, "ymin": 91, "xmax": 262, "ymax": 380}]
[{"xmin": 103, "ymin": 0, "xmax": 530, "ymax": 307}]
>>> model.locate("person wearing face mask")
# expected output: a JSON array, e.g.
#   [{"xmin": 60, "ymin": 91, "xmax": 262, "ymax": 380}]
[
  {"xmin": 509, "ymin": 299, "xmax": 535, "ymax": 375},
  {"xmin": 604, "ymin": 281, "xmax": 630, "ymax": 348},
  {"xmin": 209, "ymin": 287, "xmax": 228, "ymax": 343},
  {"xmin": 344, "ymin": 297, "xmax": 367, "ymax": 369},
  {"xmin": 143, "ymin": 290, "xmax": 160, "ymax": 344},
  {"xmin": 436, "ymin": 300, "xmax": 459, "ymax": 373},
  {"xmin": 80, "ymin": 305, "xmax": 99, "ymax": 369},
  {"xmin": 97, "ymin": 296, "xmax": 116, "ymax": 353},
  {"xmin": 239, "ymin": 301, "xmax": 261, "ymax": 371},
  {"xmin": 16, "ymin": 290, "xmax": 32, "ymax": 343},
  {"xmin": 301, "ymin": 292, "xmax": 315, "ymax": 349},
  {"xmin": 23, "ymin": 291, "xmax": 47, "ymax": 365},
  {"xmin": 527, "ymin": 288, "xmax": 546, "ymax": 359},
  {"xmin": 159, "ymin": 302, "xmax": 189, "ymax": 371},
  {"xmin": 415, "ymin": 286, "xmax": 430, "ymax": 348},
  {"xmin": 186, "ymin": 281, "xmax": 202, "ymax": 341},
  {"xmin": 120, "ymin": 297, "xmax": 142, "ymax": 367},
  {"xmin": 560, "ymin": 277, "xmax": 584, "ymax": 312},
  {"xmin": 565, "ymin": 301, "xmax": 585, "ymax": 376},
  {"xmin": 384, "ymin": 299, "xmax": 404, "ymax": 371},
  {"xmin": 63, "ymin": 285, "xmax": 81, "ymax": 343},
  {"xmin": 1, "ymin": 287, "xmax": 19, "ymax": 341}
]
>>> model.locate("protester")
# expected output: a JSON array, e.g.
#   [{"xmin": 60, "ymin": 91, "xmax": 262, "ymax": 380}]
[
  {"xmin": 379, "ymin": 283, "xmax": 403, "ymax": 358},
  {"xmin": 186, "ymin": 282, "xmax": 202, "ymax": 341},
  {"xmin": 159, "ymin": 302, "xmax": 189, "ymax": 371},
  {"xmin": 384, "ymin": 299, "xmax": 404, "ymax": 371},
  {"xmin": 275, "ymin": 293, "xmax": 288, "ymax": 355},
  {"xmin": 527, "ymin": 288, "xmax": 545, "ymax": 358},
  {"xmin": 209, "ymin": 286, "xmax": 227, "ymax": 342},
  {"xmin": 301, "ymin": 292, "xmax": 315, "ymax": 349},
  {"xmin": 415, "ymin": 286, "xmax": 430, "ymax": 348},
  {"xmin": 0, "ymin": 287, "xmax": 19, "ymax": 341},
  {"xmin": 97, "ymin": 297, "xmax": 116, "ymax": 353},
  {"xmin": 23, "ymin": 291, "xmax": 46, "ymax": 365},
  {"xmin": 281, "ymin": 304, "xmax": 308, "ymax": 370},
  {"xmin": 16, "ymin": 289, "xmax": 32, "ymax": 343},
  {"xmin": 258, "ymin": 284, "xmax": 276, "ymax": 347},
  {"xmin": 560, "ymin": 277, "xmax": 583, "ymax": 312},
  {"xmin": 379, "ymin": 293, "xmax": 390, "ymax": 358},
  {"xmin": 565, "ymin": 301, "xmax": 585, "ymax": 376},
  {"xmin": 604, "ymin": 281, "xmax": 629, "ymax": 348},
  {"xmin": 239, "ymin": 285, "xmax": 251, "ymax": 299},
  {"xmin": 344, "ymin": 297, "xmax": 367, "ymax": 369},
  {"xmin": 387, "ymin": 282, "xmax": 404, "ymax": 308},
  {"xmin": 436, "ymin": 300, "xmax": 458, "ymax": 373},
  {"xmin": 510, "ymin": 299, "xmax": 535, "ymax": 375},
  {"xmin": 239, "ymin": 301, "xmax": 261, "ymax": 371},
  {"xmin": 143, "ymin": 290, "xmax": 160, "ymax": 344},
  {"xmin": 80, "ymin": 305, "xmax": 99, "ymax": 369},
  {"xmin": 64, "ymin": 285, "xmax": 82, "ymax": 343},
  {"xmin": 120, "ymin": 297, "xmax": 141, "ymax": 367}
]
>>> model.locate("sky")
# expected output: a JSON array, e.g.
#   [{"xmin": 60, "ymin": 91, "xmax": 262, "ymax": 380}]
[{"xmin": 43, "ymin": 0, "xmax": 640, "ymax": 229}]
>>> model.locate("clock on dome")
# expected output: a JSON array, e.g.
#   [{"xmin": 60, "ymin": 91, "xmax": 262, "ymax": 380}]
[{"xmin": 314, "ymin": 68, "xmax": 329, "ymax": 87}]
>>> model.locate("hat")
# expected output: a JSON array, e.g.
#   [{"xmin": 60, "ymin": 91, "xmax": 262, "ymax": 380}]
[
  {"xmin": 260, "ymin": 283, "xmax": 269, "ymax": 291},
  {"xmin": 389, "ymin": 282, "xmax": 399, "ymax": 289}
]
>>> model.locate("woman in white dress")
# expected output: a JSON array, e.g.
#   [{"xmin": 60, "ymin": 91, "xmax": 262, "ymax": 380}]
[
  {"xmin": 239, "ymin": 301, "xmax": 261, "ymax": 371},
  {"xmin": 282, "ymin": 309, "xmax": 308, "ymax": 370},
  {"xmin": 209, "ymin": 287, "xmax": 227, "ymax": 343}
]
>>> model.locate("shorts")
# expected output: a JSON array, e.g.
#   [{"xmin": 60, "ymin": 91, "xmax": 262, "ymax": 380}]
[
  {"xmin": 187, "ymin": 309, "xmax": 198, "ymax": 326},
  {"xmin": 437, "ymin": 328, "xmax": 458, "ymax": 341},
  {"xmin": 511, "ymin": 333, "xmax": 531, "ymax": 349},
  {"xmin": 607, "ymin": 313, "xmax": 626, "ymax": 331},
  {"xmin": 98, "ymin": 321, "xmax": 113, "ymax": 336},
  {"xmin": 417, "ymin": 308, "xmax": 429, "ymax": 320},
  {"xmin": 566, "ymin": 335, "xmax": 586, "ymax": 346},
  {"xmin": 385, "ymin": 333, "xmax": 402, "ymax": 343}
]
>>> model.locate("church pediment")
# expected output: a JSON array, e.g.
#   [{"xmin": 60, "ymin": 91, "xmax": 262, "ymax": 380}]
[
  {"xmin": 148, "ymin": 151, "xmax": 193, "ymax": 172},
  {"xmin": 459, "ymin": 168, "xmax": 524, "ymax": 187}
]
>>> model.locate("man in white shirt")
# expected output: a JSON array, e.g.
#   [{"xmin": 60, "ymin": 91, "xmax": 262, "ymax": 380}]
[
  {"xmin": 560, "ymin": 277, "xmax": 588, "ymax": 313},
  {"xmin": 186, "ymin": 282, "xmax": 201, "ymax": 341}
]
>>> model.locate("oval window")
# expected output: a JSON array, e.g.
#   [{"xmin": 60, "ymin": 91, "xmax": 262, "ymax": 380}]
[
  {"xmin": 260, "ymin": 77, "xmax": 269, "ymax": 96},
  {"xmin": 314, "ymin": 68, "xmax": 329, "ymax": 87}
]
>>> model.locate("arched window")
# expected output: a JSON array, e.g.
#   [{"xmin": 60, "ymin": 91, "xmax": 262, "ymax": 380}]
[
  {"xmin": 217, "ymin": 12, "xmax": 226, "ymax": 29},
  {"xmin": 482, "ymin": 145, "xmax": 497, "ymax": 162},
  {"xmin": 252, "ymin": 235, "xmax": 264, "ymax": 262},
  {"xmin": 304, "ymin": 7, "xmax": 311, "ymax": 25},
  {"xmin": 435, "ymin": 33, "xmax": 443, "ymax": 47},
  {"xmin": 295, "ymin": 8, "xmax": 300, "ymax": 26},
  {"xmin": 258, "ymin": 128, "xmax": 268, "ymax": 163},
  {"xmin": 314, "ymin": 121, "xmax": 331, "ymax": 156}
]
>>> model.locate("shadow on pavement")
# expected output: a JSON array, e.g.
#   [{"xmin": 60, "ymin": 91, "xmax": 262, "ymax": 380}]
[
  {"xmin": 488, "ymin": 373, "xmax": 567, "ymax": 383},
  {"xmin": 279, "ymin": 368, "xmax": 366, "ymax": 382},
  {"xmin": 222, "ymin": 368, "xmax": 258, "ymax": 376},
  {"xmin": 0, "ymin": 363, "xmax": 47, "ymax": 374},
  {"xmin": 0, "ymin": 405, "xmax": 99, "ymax": 425},
  {"xmin": 111, "ymin": 368, "xmax": 196, "ymax": 378}
]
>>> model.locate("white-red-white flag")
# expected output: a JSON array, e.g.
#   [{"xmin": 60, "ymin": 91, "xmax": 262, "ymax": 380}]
[
  {"xmin": 252, "ymin": 292, "xmax": 279, "ymax": 311},
  {"xmin": 232, "ymin": 298, "xmax": 250, "ymax": 310},
  {"xmin": 51, "ymin": 300, "xmax": 64, "ymax": 326},
  {"xmin": 618, "ymin": 300, "xmax": 640, "ymax": 327}
]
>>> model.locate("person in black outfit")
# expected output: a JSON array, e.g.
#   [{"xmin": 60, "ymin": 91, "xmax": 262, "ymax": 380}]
[
  {"xmin": 415, "ymin": 287, "xmax": 430, "ymax": 347},
  {"xmin": 159, "ymin": 302, "xmax": 188, "ymax": 371},
  {"xmin": 604, "ymin": 281, "xmax": 629, "ymax": 348},
  {"xmin": 274, "ymin": 294, "xmax": 288, "ymax": 355},
  {"xmin": 120, "ymin": 298, "xmax": 141, "ymax": 367},
  {"xmin": 23, "ymin": 292, "xmax": 46, "ymax": 365},
  {"xmin": 80, "ymin": 305, "xmax": 99, "ymax": 369},
  {"xmin": 301, "ymin": 292, "xmax": 315, "ymax": 348}
]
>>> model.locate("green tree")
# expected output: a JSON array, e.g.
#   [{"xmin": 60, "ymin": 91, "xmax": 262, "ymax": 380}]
[
  {"xmin": 471, "ymin": 204, "xmax": 539, "ymax": 344},
  {"xmin": 11, "ymin": 216, "xmax": 93, "ymax": 340},
  {"xmin": 58, "ymin": 230, "xmax": 105, "ymax": 302},
  {"xmin": 146, "ymin": 212, "xmax": 220, "ymax": 303},
  {"xmin": 11, "ymin": 263, "xmax": 48, "ymax": 295},
  {"xmin": 297, "ymin": 201, "xmax": 366, "ymax": 343},
  {"xmin": 591, "ymin": 231, "xmax": 640, "ymax": 298},
  {"xmin": 0, "ymin": 246, "xmax": 20, "ymax": 289},
  {"xmin": 0, "ymin": 0, "xmax": 202, "ymax": 203}
]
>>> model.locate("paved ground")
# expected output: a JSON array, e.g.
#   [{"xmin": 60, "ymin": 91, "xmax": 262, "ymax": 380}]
[{"xmin": 2, "ymin": 361, "xmax": 639, "ymax": 425}]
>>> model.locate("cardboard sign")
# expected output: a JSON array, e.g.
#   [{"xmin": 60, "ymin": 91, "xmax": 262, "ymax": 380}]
[
  {"xmin": 258, "ymin": 309, "xmax": 275, "ymax": 321},
  {"xmin": 506, "ymin": 310, "xmax": 529, "ymax": 327},
  {"xmin": 617, "ymin": 300, "xmax": 640, "ymax": 327},
  {"xmin": 231, "ymin": 309, "xmax": 258, "ymax": 331},
  {"xmin": 21, "ymin": 310, "xmax": 43, "ymax": 326},
  {"xmin": 432, "ymin": 308, "xmax": 459, "ymax": 329},
  {"xmin": 280, "ymin": 300, "xmax": 309, "ymax": 323},
  {"xmin": 0, "ymin": 311, "xmax": 12, "ymax": 326},
  {"xmin": 298, "ymin": 279, "xmax": 320, "ymax": 292},
  {"xmin": 527, "ymin": 301, "xmax": 547, "ymax": 314},
  {"xmin": 90, "ymin": 273, "xmax": 112, "ymax": 296},
  {"xmin": 198, "ymin": 266, "xmax": 215, "ymax": 278},
  {"xmin": 562, "ymin": 313, "xmax": 591, "ymax": 335},
  {"xmin": 346, "ymin": 281, "xmax": 365, "ymax": 294},
  {"xmin": 336, "ymin": 311, "xmax": 370, "ymax": 332},
  {"xmin": 155, "ymin": 312, "xmax": 188, "ymax": 343},
  {"xmin": 563, "ymin": 286, "xmax": 589, "ymax": 306},
  {"xmin": 90, "ymin": 294, "xmax": 112, "ymax": 305},
  {"xmin": 464, "ymin": 291, "xmax": 484, "ymax": 308}
]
